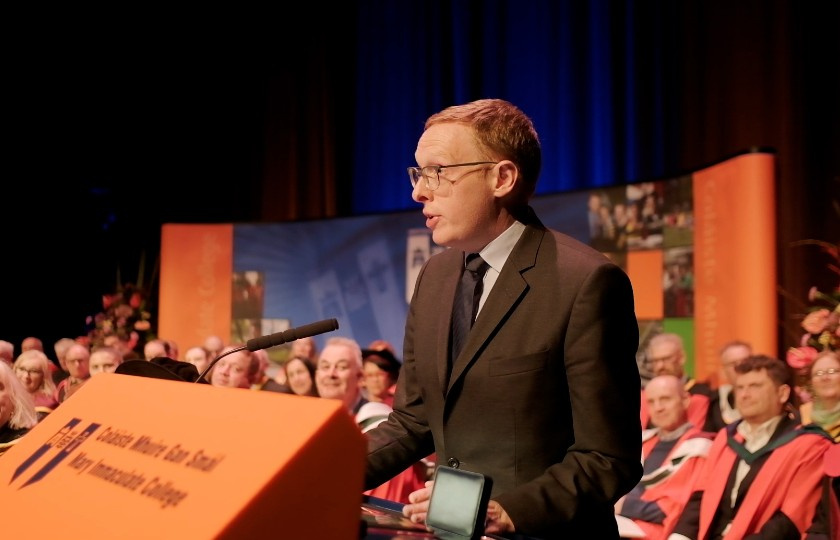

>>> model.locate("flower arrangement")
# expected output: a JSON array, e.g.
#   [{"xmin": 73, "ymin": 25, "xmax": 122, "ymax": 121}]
[
  {"xmin": 85, "ymin": 255, "xmax": 157, "ymax": 351},
  {"xmin": 785, "ymin": 239, "xmax": 839, "ymax": 370}
]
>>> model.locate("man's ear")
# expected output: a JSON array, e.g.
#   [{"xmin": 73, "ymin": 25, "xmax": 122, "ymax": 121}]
[
  {"xmin": 492, "ymin": 160, "xmax": 518, "ymax": 199},
  {"xmin": 778, "ymin": 383, "xmax": 791, "ymax": 404}
]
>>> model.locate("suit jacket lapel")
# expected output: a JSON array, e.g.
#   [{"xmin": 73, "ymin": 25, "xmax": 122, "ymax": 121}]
[{"xmin": 447, "ymin": 224, "xmax": 543, "ymax": 393}]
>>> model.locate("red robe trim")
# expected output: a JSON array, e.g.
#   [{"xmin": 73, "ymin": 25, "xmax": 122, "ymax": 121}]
[
  {"xmin": 632, "ymin": 427, "xmax": 714, "ymax": 540},
  {"xmin": 694, "ymin": 422, "xmax": 832, "ymax": 539}
]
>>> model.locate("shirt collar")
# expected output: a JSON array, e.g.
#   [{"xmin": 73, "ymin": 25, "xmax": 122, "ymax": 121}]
[{"xmin": 476, "ymin": 221, "xmax": 526, "ymax": 273}]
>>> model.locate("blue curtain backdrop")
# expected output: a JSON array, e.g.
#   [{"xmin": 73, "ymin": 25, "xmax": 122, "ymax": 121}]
[
  {"xmin": 350, "ymin": 0, "xmax": 679, "ymax": 215},
  {"xmin": 3, "ymin": 1, "xmax": 837, "ymax": 357}
]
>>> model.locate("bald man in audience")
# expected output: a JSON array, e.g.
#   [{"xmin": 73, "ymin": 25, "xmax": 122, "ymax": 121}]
[
  {"xmin": 143, "ymin": 339, "xmax": 171, "ymax": 361},
  {"xmin": 315, "ymin": 337, "xmax": 426, "ymax": 503},
  {"xmin": 616, "ymin": 375, "xmax": 714, "ymax": 539},
  {"xmin": 21, "ymin": 336, "xmax": 44, "ymax": 352},
  {"xmin": 641, "ymin": 333, "xmax": 712, "ymax": 431}
]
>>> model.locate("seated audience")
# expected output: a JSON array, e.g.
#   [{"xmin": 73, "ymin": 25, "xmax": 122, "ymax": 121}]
[
  {"xmin": 277, "ymin": 336, "xmax": 318, "ymax": 386},
  {"xmin": 0, "ymin": 340, "xmax": 14, "ymax": 366},
  {"xmin": 89, "ymin": 346, "xmax": 124, "ymax": 376},
  {"xmin": 251, "ymin": 349, "xmax": 289, "ymax": 393},
  {"xmin": 284, "ymin": 356, "xmax": 318, "ymax": 397},
  {"xmin": 315, "ymin": 337, "xmax": 426, "ymax": 503},
  {"xmin": 166, "ymin": 339, "xmax": 180, "ymax": 361},
  {"xmin": 52, "ymin": 337, "xmax": 76, "ymax": 384},
  {"xmin": 668, "ymin": 355, "xmax": 834, "ymax": 539},
  {"xmin": 362, "ymin": 347, "xmax": 401, "ymax": 406},
  {"xmin": 13, "ymin": 349, "xmax": 59, "ymax": 415},
  {"xmin": 704, "ymin": 340, "xmax": 752, "ymax": 433},
  {"xmin": 21, "ymin": 336, "xmax": 44, "ymax": 353},
  {"xmin": 103, "ymin": 333, "xmax": 143, "ymax": 360},
  {"xmin": 210, "ymin": 346, "xmax": 258, "ymax": 389},
  {"xmin": 805, "ymin": 444, "xmax": 840, "ymax": 539},
  {"xmin": 616, "ymin": 375, "xmax": 714, "ymax": 539},
  {"xmin": 0, "ymin": 361, "xmax": 40, "ymax": 456},
  {"xmin": 143, "ymin": 339, "xmax": 171, "ymax": 361},
  {"xmin": 800, "ymin": 350, "xmax": 840, "ymax": 442},
  {"xmin": 54, "ymin": 343, "xmax": 91, "ymax": 404},
  {"xmin": 203, "ymin": 335, "xmax": 225, "ymax": 359},
  {"xmin": 642, "ymin": 333, "xmax": 712, "ymax": 431},
  {"xmin": 184, "ymin": 346, "xmax": 212, "ymax": 375}
]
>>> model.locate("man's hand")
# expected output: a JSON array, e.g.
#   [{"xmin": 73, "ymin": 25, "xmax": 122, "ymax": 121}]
[
  {"xmin": 403, "ymin": 481, "xmax": 515, "ymax": 535},
  {"xmin": 403, "ymin": 481, "xmax": 434, "ymax": 526},
  {"xmin": 484, "ymin": 500, "xmax": 515, "ymax": 535}
]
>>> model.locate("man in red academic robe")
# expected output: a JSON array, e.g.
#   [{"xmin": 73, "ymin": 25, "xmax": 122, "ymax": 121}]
[
  {"xmin": 668, "ymin": 355, "xmax": 834, "ymax": 539},
  {"xmin": 617, "ymin": 375, "xmax": 715, "ymax": 540}
]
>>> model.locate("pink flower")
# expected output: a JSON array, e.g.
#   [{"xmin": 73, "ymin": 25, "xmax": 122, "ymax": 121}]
[
  {"xmin": 801, "ymin": 308, "xmax": 830, "ymax": 334},
  {"xmin": 786, "ymin": 346, "xmax": 819, "ymax": 369}
]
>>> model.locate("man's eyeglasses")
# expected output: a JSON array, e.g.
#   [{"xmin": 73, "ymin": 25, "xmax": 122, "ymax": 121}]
[
  {"xmin": 407, "ymin": 162, "xmax": 498, "ymax": 191},
  {"xmin": 813, "ymin": 368, "xmax": 840, "ymax": 377}
]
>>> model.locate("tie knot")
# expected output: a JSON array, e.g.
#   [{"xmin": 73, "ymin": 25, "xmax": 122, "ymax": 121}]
[{"xmin": 465, "ymin": 253, "xmax": 488, "ymax": 274}]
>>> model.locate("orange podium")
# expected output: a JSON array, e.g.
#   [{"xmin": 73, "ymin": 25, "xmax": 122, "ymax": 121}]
[{"xmin": 0, "ymin": 374, "xmax": 366, "ymax": 539}]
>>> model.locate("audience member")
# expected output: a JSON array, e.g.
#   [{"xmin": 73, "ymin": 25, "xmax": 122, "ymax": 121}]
[
  {"xmin": 21, "ymin": 336, "xmax": 44, "ymax": 352},
  {"xmin": 366, "ymin": 98, "xmax": 641, "ymax": 538},
  {"xmin": 166, "ymin": 339, "xmax": 180, "ymax": 361},
  {"xmin": 642, "ymin": 333, "xmax": 712, "ymax": 431},
  {"xmin": 143, "ymin": 338, "xmax": 171, "ymax": 361},
  {"xmin": 0, "ymin": 340, "xmax": 14, "ymax": 366},
  {"xmin": 203, "ymin": 335, "xmax": 225, "ymax": 359},
  {"xmin": 89, "ymin": 346, "xmax": 124, "ymax": 376},
  {"xmin": 283, "ymin": 356, "xmax": 318, "ymax": 397},
  {"xmin": 54, "ymin": 343, "xmax": 91, "ymax": 404},
  {"xmin": 668, "ymin": 355, "xmax": 834, "ymax": 539},
  {"xmin": 0, "ymin": 361, "xmax": 39, "ymax": 456},
  {"xmin": 616, "ymin": 375, "xmax": 715, "ymax": 539},
  {"xmin": 52, "ymin": 337, "xmax": 76, "ymax": 384},
  {"xmin": 805, "ymin": 444, "xmax": 840, "ymax": 539},
  {"xmin": 184, "ymin": 346, "xmax": 212, "ymax": 375},
  {"xmin": 362, "ymin": 347, "xmax": 401, "ymax": 406},
  {"xmin": 277, "ymin": 336, "xmax": 318, "ymax": 386},
  {"xmin": 800, "ymin": 350, "xmax": 840, "ymax": 441},
  {"xmin": 251, "ymin": 349, "xmax": 289, "ymax": 393},
  {"xmin": 209, "ymin": 346, "xmax": 258, "ymax": 389},
  {"xmin": 704, "ymin": 340, "xmax": 752, "ymax": 433},
  {"xmin": 315, "ymin": 337, "xmax": 426, "ymax": 503},
  {"xmin": 13, "ymin": 349, "xmax": 59, "ymax": 415},
  {"xmin": 103, "ymin": 333, "xmax": 143, "ymax": 360}
]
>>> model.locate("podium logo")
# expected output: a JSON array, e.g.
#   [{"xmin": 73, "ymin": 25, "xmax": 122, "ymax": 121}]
[{"xmin": 10, "ymin": 418, "xmax": 100, "ymax": 488}]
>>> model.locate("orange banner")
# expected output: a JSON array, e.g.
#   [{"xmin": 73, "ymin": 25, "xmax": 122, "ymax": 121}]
[
  {"xmin": 693, "ymin": 152, "xmax": 776, "ymax": 380},
  {"xmin": 158, "ymin": 224, "xmax": 233, "ymax": 355}
]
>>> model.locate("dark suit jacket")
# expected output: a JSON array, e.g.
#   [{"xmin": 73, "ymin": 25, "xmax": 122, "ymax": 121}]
[{"xmin": 365, "ymin": 213, "xmax": 642, "ymax": 539}]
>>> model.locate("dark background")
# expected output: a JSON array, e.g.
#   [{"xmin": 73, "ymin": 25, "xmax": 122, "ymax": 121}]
[{"xmin": 3, "ymin": 2, "xmax": 838, "ymax": 361}]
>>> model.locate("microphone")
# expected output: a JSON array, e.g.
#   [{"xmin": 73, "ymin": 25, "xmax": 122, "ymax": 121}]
[
  {"xmin": 246, "ymin": 318, "xmax": 339, "ymax": 351},
  {"xmin": 195, "ymin": 318, "xmax": 339, "ymax": 383}
]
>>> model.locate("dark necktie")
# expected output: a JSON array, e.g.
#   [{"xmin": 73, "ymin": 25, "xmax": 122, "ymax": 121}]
[{"xmin": 451, "ymin": 253, "xmax": 489, "ymax": 363}]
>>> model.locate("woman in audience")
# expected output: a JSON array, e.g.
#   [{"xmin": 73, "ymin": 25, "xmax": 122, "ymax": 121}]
[
  {"xmin": 13, "ymin": 349, "xmax": 59, "ymax": 415},
  {"xmin": 1, "ymin": 361, "xmax": 40, "ymax": 456},
  {"xmin": 362, "ymin": 349, "xmax": 401, "ymax": 406},
  {"xmin": 283, "ymin": 356, "xmax": 318, "ymax": 396},
  {"xmin": 801, "ymin": 350, "xmax": 840, "ymax": 441}
]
